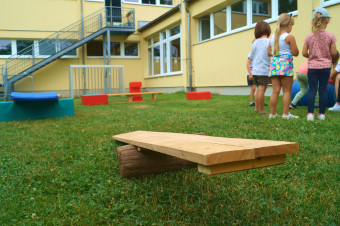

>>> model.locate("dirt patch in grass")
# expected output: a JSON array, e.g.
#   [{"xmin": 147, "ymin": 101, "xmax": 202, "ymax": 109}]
[{"xmin": 132, "ymin": 105, "xmax": 151, "ymax": 109}]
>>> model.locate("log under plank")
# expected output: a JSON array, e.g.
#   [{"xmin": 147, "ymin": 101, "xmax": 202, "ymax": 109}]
[{"xmin": 117, "ymin": 145, "xmax": 196, "ymax": 178}]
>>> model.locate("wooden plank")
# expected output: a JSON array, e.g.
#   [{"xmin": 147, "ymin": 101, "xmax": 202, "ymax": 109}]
[
  {"xmin": 108, "ymin": 92, "xmax": 163, "ymax": 96},
  {"xmin": 113, "ymin": 131, "xmax": 298, "ymax": 165},
  {"xmin": 131, "ymin": 131, "xmax": 299, "ymax": 157},
  {"xmin": 117, "ymin": 145, "xmax": 196, "ymax": 178},
  {"xmin": 113, "ymin": 132, "xmax": 256, "ymax": 165},
  {"xmin": 197, "ymin": 155, "xmax": 286, "ymax": 175}
]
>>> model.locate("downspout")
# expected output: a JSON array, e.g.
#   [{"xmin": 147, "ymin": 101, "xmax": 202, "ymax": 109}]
[
  {"xmin": 80, "ymin": 0, "xmax": 86, "ymax": 66},
  {"xmin": 184, "ymin": 0, "xmax": 192, "ymax": 92},
  {"xmin": 80, "ymin": 0, "xmax": 86, "ymax": 94}
]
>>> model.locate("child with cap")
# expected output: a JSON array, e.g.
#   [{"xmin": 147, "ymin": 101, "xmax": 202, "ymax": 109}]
[{"xmin": 302, "ymin": 7, "xmax": 338, "ymax": 120}]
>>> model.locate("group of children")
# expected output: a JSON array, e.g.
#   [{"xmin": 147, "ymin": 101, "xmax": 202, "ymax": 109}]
[{"xmin": 247, "ymin": 7, "xmax": 340, "ymax": 120}]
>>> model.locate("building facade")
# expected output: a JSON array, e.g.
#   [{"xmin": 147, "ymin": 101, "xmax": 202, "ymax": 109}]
[{"xmin": 1, "ymin": 0, "xmax": 340, "ymax": 97}]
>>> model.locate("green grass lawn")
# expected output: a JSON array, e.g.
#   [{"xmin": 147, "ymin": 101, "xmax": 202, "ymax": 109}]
[{"xmin": 0, "ymin": 93, "xmax": 339, "ymax": 225}]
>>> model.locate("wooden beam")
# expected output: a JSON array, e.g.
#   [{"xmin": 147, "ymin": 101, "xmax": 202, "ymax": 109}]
[
  {"xmin": 107, "ymin": 92, "xmax": 163, "ymax": 96},
  {"xmin": 197, "ymin": 155, "xmax": 286, "ymax": 175}
]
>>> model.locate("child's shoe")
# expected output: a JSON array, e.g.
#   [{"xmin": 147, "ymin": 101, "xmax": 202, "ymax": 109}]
[
  {"xmin": 317, "ymin": 113, "xmax": 325, "ymax": 120},
  {"xmin": 282, "ymin": 112, "xmax": 299, "ymax": 119},
  {"xmin": 269, "ymin": 113, "xmax": 280, "ymax": 119},
  {"xmin": 249, "ymin": 102, "xmax": 255, "ymax": 107},
  {"xmin": 289, "ymin": 103, "xmax": 297, "ymax": 109},
  {"xmin": 288, "ymin": 112, "xmax": 299, "ymax": 118},
  {"xmin": 307, "ymin": 113, "xmax": 314, "ymax": 121},
  {"xmin": 329, "ymin": 104, "xmax": 340, "ymax": 112}
]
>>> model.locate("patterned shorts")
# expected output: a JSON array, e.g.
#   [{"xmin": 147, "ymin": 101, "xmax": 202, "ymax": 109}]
[
  {"xmin": 270, "ymin": 54, "xmax": 294, "ymax": 77},
  {"xmin": 253, "ymin": 75, "xmax": 272, "ymax": 86}
]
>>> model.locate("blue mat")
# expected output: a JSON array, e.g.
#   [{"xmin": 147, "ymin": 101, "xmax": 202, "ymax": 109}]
[{"xmin": 10, "ymin": 92, "xmax": 59, "ymax": 101}]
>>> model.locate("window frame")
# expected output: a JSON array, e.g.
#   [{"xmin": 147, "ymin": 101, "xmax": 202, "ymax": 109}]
[
  {"xmin": 122, "ymin": 0, "xmax": 173, "ymax": 7},
  {"xmin": 0, "ymin": 40, "xmax": 78, "ymax": 59},
  {"xmin": 198, "ymin": 0, "xmax": 297, "ymax": 43},
  {"xmin": 147, "ymin": 24, "xmax": 182, "ymax": 77},
  {"xmin": 321, "ymin": 0, "xmax": 340, "ymax": 7}
]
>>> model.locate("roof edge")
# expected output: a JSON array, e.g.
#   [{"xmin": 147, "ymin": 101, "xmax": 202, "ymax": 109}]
[{"xmin": 137, "ymin": 5, "xmax": 181, "ymax": 32}]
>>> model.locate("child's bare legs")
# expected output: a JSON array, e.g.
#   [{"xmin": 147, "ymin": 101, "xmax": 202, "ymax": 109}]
[
  {"xmin": 270, "ymin": 77, "xmax": 281, "ymax": 115},
  {"xmin": 335, "ymin": 74, "xmax": 340, "ymax": 100},
  {"xmin": 256, "ymin": 85, "xmax": 267, "ymax": 113},
  {"xmin": 281, "ymin": 76, "xmax": 293, "ymax": 116},
  {"xmin": 254, "ymin": 86, "xmax": 260, "ymax": 111},
  {"xmin": 250, "ymin": 84, "xmax": 256, "ymax": 103}
]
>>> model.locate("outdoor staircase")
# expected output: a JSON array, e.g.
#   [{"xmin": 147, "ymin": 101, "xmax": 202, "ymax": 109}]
[{"xmin": 0, "ymin": 6, "xmax": 135, "ymax": 99}]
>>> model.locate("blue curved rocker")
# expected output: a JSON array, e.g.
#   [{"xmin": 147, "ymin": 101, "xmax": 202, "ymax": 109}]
[{"xmin": 0, "ymin": 92, "xmax": 74, "ymax": 122}]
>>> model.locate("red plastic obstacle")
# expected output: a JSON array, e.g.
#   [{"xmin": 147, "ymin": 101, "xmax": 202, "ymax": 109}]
[
  {"xmin": 129, "ymin": 82, "xmax": 143, "ymax": 102},
  {"xmin": 81, "ymin": 94, "xmax": 108, "ymax": 105},
  {"xmin": 186, "ymin": 91, "xmax": 211, "ymax": 100}
]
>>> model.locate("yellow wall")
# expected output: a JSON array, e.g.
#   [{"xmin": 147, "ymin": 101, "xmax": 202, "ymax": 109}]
[
  {"xmin": 189, "ymin": 0, "xmax": 340, "ymax": 88},
  {"xmin": 0, "ymin": 0, "xmax": 80, "ymax": 39},
  {"xmin": 2, "ymin": 0, "xmax": 340, "ymax": 93},
  {"xmin": 0, "ymin": 0, "xmax": 180, "ymax": 92}
]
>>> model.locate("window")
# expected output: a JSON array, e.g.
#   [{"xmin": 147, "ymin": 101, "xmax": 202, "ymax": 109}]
[
  {"xmin": 142, "ymin": 0, "xmax": 156, "ymax": 4},
  {"xmin": 253, "ymin": 0, "xmax": 272, "ymax": 24},
  {"xmin": 199, "ymin": 14, "xmax": 211, "ymax": 41},
  {"xmin": 321, "ymin": 0, "xmax": 340, "ymax": 6},
  {"xmin": 198, "ymin": 0, "xmax": 297, "ymax": 42},
  {"xmin": 232, "ymin": 0, "xmax": 247, "ymax": 30},
  {"xmin": 170, "ymin": 26, "xmax": 180, "ymax": 36},
  {"xmin": 214, "ymin": 9, "xmax": 227, "ymax": 36},
  {"xmin": 0, "ymin": 40, "xmax": 12, "ymax": 56},
  {"xmin": 160, "ymin": 0, "xmax": 172, "ymax": 5},
  {"xmin": 278, "ymin": 0, "xmax": 297, "ymax": 15},
  {"xmin": 87, "ymin": 41, "xmax": 139, "ymax": 58},
  {"xmin": 153, "ymin": 35, "xmax": 160, "ymax": 44},
  {"xmin": 123, "ymin": 0, "xmax": 173, "ymax": 6},
  {"xmin": 124, "ymin": 42, "xmax": 138, "ymax": 56},
  {"xmin": 61, "ymin": 41, "xmax": 77, "ymax": 56},
  {"xmin": 170, "ymin": 38, "xmax": 180, "ymax": 72},
  {"xmin": 38, "ymin": 40, "xmax": 77, "ymax": 57},
  {"xmin": 111, "ymin": 42, "xmax": 121, "ymax": 56},
  {"xmin": 39, "ymin": 40, "xmax": 57, "ymax": 56},
  {"xmin": 17, "ymin": 40, "xmax": 34, "ymax": 55},
  {"xmin": 153, "ymin": 46, "xmax": 160, "ymax": 74},
  {"xmin": 147, "ymin": 25, "xmax": 181, "ymax": 76},
  {"xmin": 232, "ymin": 1, "xmax": 247, "ymax": 13}
]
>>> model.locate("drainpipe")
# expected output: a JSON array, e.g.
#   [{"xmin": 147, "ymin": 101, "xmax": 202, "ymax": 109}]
[
  {"xmin": 80, "ymin": 0, "xmax": 85, "ymax": 66},
  {"xmin": 184, "ymin": 0, "xmax": 192, "ymax": 92},
  {"xmin": 80, "ymin": 0, "xmax": 86, "ymax": 94}
]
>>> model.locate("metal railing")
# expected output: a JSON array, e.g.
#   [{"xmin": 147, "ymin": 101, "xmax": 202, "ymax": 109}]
[
  {"xmin": 0, "ymin": 6, "xmax": 134, "ymax": 87},
  {"xmin": 69, "ymin": 65, "xmax": 125, "ymax": 98}
]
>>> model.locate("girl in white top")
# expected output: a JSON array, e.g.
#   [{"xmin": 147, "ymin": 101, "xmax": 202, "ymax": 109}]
[
  {"xmin": 267, "ymin": 13, "xmax": 299, "ymax": 119},
  {"xmin": 248, "ymin": 21, "xmax": 272, "ymax": 114}
]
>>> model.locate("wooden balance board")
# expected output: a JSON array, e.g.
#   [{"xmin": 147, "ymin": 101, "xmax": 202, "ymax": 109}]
[{"xmin": 112, "ymin": 131, "xmax": 299, "ymax": 175}]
